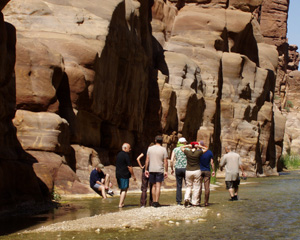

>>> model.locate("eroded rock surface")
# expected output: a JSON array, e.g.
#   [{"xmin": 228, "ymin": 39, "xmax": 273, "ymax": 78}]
[{"xmin": 0, "ymin": 0, "xmax": 295, "ymax": 212}]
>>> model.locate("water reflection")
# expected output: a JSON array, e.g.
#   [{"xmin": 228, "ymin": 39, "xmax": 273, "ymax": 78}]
[{"xmin": 1, "ymin": 170, "xmax": 300, "ymax": 239}]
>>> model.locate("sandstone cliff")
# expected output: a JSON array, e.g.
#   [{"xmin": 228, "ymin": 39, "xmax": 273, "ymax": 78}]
[{"xmin": 0, "ymin": 0, "xmax": 292, "ymax": 211}]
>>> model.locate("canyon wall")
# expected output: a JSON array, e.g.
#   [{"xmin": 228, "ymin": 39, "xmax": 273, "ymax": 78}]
[{"xmin": 0, "ymin": 0, "xmax": 292, "ymax": 211}]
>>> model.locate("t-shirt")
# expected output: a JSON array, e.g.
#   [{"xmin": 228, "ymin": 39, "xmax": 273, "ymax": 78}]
[
  {"xmin": 147, "ymin": 144, "xmax": 168, "ymax": 173},
  {"xmin": 220, "ymin": 151, "xmax": 242, "ymax": 181},
  {"xmin": 115, "ymin": 151, "xmax": 132, "ymax": 179},
  {"xmin": 173, "ymin": 147, "xmax": 187, "ymax": 169},
  {"xmin": 199, "ymin": 150, "xmax": 213, "ymax": 171},
  {"xmin": 184, "ymin": 149, "xmax": 203, "ymax": 171},
  {"xmin": 89, "ymin": 169, "xmax": 105, "ymax": 187}
]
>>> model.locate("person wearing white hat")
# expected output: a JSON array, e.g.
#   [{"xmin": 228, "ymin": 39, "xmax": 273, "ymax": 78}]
[{"xmin": 170, "ymin": 137, "xmax": 188, "ymax": 205}]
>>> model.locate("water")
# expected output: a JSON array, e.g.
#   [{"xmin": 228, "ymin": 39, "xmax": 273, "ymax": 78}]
[{"xmin": 1, "ymin": 171, "xmax": 300, "ymax": 240}]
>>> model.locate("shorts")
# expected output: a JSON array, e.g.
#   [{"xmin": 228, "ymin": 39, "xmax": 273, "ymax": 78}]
[
  {"xmin": 200, "ymin": 171, "xmax": 211, "ymax": 178},
  {"xmin": 92, "ymin": 183, "xmax": 102, "ymax": 191},
  {"xmin": 117, "ymin": 178, "xmax": 129, "ymax": 190},
  {"xmin": 225, "ymin": 180, "xmax": 240, "ymax": 189},
  {"xmin": 149, "ymin": 172, "xmax": 164, "ymax": 184}
]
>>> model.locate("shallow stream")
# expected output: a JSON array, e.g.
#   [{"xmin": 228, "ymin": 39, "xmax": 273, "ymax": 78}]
[{"xmin": 1, "ymin": 170, "xmax": 300, "ymax": 240}]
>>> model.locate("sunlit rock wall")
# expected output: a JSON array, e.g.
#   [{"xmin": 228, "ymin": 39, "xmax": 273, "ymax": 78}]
[
  {"xmin": 154, "ymin": 0, "xmax": 285, "ymax": 176},
  {"xmin": 3, "ymin": 0, "xmax": 160, "ymax": 196},
  {"xmin": 1, "ymin": 0, "xmax": 290, "ymax": 204}
]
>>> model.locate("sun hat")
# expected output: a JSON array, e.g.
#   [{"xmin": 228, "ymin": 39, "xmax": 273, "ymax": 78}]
[
  {"xmin": 96, "ymin": 163, "xmax": 105, "ymax": 169},
  {"xmin": 178, "ymin": 137, "xmax": 187, "ymax": 143}
]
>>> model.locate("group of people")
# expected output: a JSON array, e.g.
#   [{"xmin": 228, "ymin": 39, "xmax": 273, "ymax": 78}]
[
  {"xmin": 171, "ymin": 137, "xmax": 215, "ymax": 207},
  {"xmin": 89, "ymin": 135, "xmax": 247, "ymax": 208}
]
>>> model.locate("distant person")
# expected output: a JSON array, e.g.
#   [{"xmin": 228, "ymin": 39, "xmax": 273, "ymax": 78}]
[
  {"xmin": 170, "ymin": 137, "xmax": 188, "ymax": 205},
  {"xmin": 116, "ymin": 143, "xmax": 136, "ymax": 208},
  {"xmin": 136, "ymin": 143, "xmax": 154, "ymax": 207},
  {"xmin": 90, "ymin": 163, "xmax": 114, "ymax": 199},
  {"xmin": 181, "ymin": 142, "xmax": 207, "ymax": 207},
  {"xmin": 199, "ymin": 141, "xmax": 215, "ymax": 207},
  {"xmin": 219, "ymin": 146, "xmax": 246, "ymax": 201},
  {"xmin": 145, "ymin": 135, "xmax": 168, "ymax": 208}
]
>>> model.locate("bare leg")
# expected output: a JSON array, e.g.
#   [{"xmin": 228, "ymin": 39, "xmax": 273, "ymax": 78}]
[
  {"xmin": 98, "ymin": 185, "xmax": 107, "ymax": 199},
  {"xmin": 119, "ymin": 189, "xmax": 127, "ymax": 208},
  {"xmin": 234, "ymin": 187, "xmax": 239, "ymax": 196},
  {"xmin": 229, "ymin": 188, "xmax": 235, "ymax": 198},
  {"xmin": 152, "ymin": 183, "xmax": 157, "ymax": 202},
  {"xmin": 153, "ymin": 182, "xmax": 161, "ymax": 202},
  {"xmin": 203, "ymin": 176, "xmax": 210, "ymax": 206}
]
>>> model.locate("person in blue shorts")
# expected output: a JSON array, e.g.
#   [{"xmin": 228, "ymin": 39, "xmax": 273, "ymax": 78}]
[{"xmin": 116, "ymin": 143, "xmax": 136, "ymax": 208}]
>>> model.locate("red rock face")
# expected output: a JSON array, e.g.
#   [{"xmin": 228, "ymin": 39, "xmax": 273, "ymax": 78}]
[
  {"xmin": 0, "ymin": 0, "xmax": 296, "ymax": 208},
  {"xmin": 259, "ymin": 0, "xmax": 289, "ymax": 47}
]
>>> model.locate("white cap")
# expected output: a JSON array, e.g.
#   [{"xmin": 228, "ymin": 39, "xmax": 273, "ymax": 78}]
[{"xmin": 178, "ymin": 137, "xmax": 187, "ymax": 143}]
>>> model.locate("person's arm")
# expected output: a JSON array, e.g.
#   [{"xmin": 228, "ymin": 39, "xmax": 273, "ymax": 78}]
[
  {"xmin": 219, "ymin": 156, "xmax": 226, "ymax": 171},
  {"xmin": 164, "ymin": 157, "xmax": 168, "ymax": 179},
  {"xmin": 239, "ymin": 163, "xmax": 246, "ymax": 178},
  {"xmin": 211, "ymin": 158, "xmax": 215, "ymax": 177},
  {"xmin": 198, "ymin": 144, "xmax": 208, "ymax": 153},
  {"xmin": 136, "ymin": 153, "xmax": 144, "ymax": 169},
  {"xmin": 180, "ymin": 144, "xmax": 190, "ymax": 152},
  {"xmin": 170, "ymin": 150, "xmax": 175, "ymax": 175},
  {"xmin": 145, "ymin": 154, "xmax": 150, "ymax": 178},
  {"xmin": 128, "ymin": 166, "xmax": 136, "ymax": 181}
]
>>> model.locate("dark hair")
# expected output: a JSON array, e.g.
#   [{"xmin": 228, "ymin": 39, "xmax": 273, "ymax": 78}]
[{"xmin": 155, "ymin": 135, "xmax": 163, "ymax": 144}]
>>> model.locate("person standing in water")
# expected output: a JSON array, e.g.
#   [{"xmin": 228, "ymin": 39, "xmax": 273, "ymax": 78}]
[
  {"xmin": 199, "ymin": 141, "xmax": 215, "ymax": 207},
  {"xmin": 145, "ymin": 135, "xmax": 168, "ymax": 208},
  {"xmin": 115, "ymin": 143, "xmax": 136, "ymax": 208},
  {"xmin": 181, "ymin": 142, "xmax": 207, "ymax": 207},
  {"xmin": 170, "ymin": 137, "xmax": 188, "ymax": 205},
  {"xmin": 219, "ymin": 145, "xmax": 246, "ymax": 201}
]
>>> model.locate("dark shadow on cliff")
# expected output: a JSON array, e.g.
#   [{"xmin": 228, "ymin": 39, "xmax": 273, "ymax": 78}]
[
  {"xmin": 0, "ymin": 20, "xmax": 60, "ymax": 234},
  {"xmin": 90, "ymin": 0, "xmax": 169, "ymax": 160}
]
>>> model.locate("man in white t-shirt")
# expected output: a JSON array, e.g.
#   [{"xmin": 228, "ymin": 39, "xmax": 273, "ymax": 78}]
[
  {"xmin": 220, "ymin": 146, "xmax": 246, "ymax": 201},
  {"xmin": 145, "ymin": 135, "xmax": 168, "ymax": 207}
]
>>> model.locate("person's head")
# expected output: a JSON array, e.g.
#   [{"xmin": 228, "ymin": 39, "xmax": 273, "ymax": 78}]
[
  {"xmin": 122, "ymin": 143, "xmax": 131, "ymax": 152},
  {"xmin": 155, "ymin": 135, "xmax": 163, "ymax": 145},
  {"xmin": 190, "ymin": 141, "xmax": 198, "ymax": 148},
  {"xmin": 225, "ymin": 146, "xmax": 231, "ymax": 153},
  {"xmin": 177, "ymin": 137, "xmax": 187, "ymax": 147},
  {"xmin": 199, "ymin": 140, "xmax": 205, "ymax": 147},
  {"xmin": 96, "ymin": 163, "xmax": 105, "ymax": 172}
]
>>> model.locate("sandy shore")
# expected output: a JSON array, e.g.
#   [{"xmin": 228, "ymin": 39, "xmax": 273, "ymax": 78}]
[
  {"xmin": 24, "ymin": 204, "xmax": 208, "ymax": 233},
  {"xmin": 22, "ymin": 183, "xmax": 223, "ymax": 233}
]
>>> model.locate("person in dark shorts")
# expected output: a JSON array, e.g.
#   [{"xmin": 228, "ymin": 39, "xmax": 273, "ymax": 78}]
[
  {"xmin": 116, "ymin": 143, "xmax": 136, "ymax": 208},
  {"xmin": 145, "ymin": 135, "xmax": 168, "ymax": 208},
  {"xmin": 219, "ymin": 146, "xmax": 246, "ymax": 201},
  {"xmin": 89, "ymin": 163, "xmax": 113, "ymax": 198},
  {"xmin": 199, "ymin": 141, "xmax": 215, "ymax": 207}
]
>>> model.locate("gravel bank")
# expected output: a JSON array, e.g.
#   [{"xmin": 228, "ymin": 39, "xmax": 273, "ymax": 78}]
[{"xmin": 25, "ymin": 205, "xmax": 208, "ymax": 233}]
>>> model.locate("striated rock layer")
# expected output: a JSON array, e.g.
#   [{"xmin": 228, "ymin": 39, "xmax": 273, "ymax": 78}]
[{"xmin": 0, "ymin": 0, "xmax": 292, "ymax": 212}]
